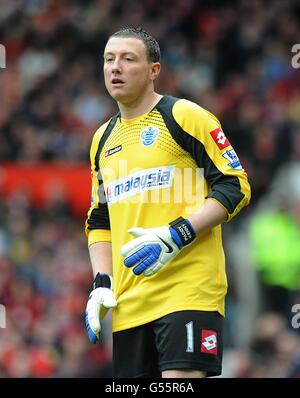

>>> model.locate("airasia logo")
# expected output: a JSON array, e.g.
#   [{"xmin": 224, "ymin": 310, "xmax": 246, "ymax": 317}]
[
  {"xmin": 201, "ymin": 330, "xmax": 218, "ymax": 355},
  {"xmin": 210, "ymin": 128, "xmax": 230, "ymax": 150}
]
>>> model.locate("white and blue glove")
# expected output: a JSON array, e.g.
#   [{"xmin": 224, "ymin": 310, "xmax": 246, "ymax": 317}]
[
  {"xmin": 121, "ymin": 217, "xmax": 196, "ymax": 276},
  {"xmin": 85, "ymin": 273, "xmax": 117, "ymax": 343}
]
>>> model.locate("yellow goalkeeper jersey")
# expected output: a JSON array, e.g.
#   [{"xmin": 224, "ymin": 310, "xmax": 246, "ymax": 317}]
[{"xmin": 85, "ymin": 96, "xmax": 251, "ymax": 332}]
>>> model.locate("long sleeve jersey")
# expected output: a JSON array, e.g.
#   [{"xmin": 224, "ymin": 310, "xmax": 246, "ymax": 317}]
[{"xmin": 85, "ymin": 96, "xmax": 251, "ymax": 332}]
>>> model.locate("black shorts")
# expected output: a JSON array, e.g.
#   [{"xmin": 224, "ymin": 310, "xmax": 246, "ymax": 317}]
[{"xmin": 113, "ymin": 310, "xmax": 223, "ymax": 378}]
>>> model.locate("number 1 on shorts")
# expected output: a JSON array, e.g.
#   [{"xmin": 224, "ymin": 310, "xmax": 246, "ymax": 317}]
[{"xmin": 185, "ymin": 321, "xmax": 194, "ymax": 352}]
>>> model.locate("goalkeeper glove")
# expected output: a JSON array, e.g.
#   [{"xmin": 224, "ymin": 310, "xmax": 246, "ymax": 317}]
[
  {"xmin": 121, "ymin": 217, "xmax": 196, "ymax": 277},
  {"xmin": 85, "ymin": 273, "xmax": 117, "ymax": 343}
]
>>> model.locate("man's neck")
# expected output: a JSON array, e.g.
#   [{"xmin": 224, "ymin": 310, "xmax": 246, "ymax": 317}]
[{"xmin": 118, "ymin": 90, "xmax": 163, "ymax": 120}]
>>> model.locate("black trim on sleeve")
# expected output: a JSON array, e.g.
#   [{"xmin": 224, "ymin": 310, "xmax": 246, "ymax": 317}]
[
  {"xmin": 95, "ymin": 113, "xmax": 120, "ymax": 172},
  {"xmin": 86, "ymin": 206, "xmax": 111, "ymax": 230},
  {"xmin": 206, "ymin": 177, "xmax": 244, "ymax": 214},
  {"xmin": 87, "ymin": 113, "xmax": 119, "ymax": 231},
  {"xmin": 156, "ymin": 96, "xmax": 245, "ymax": 215}
]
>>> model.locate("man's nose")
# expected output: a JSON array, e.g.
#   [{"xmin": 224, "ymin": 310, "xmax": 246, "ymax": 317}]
[{"xmin": 112, "ymin": 59, "xmax": 122, "ymax": 73}]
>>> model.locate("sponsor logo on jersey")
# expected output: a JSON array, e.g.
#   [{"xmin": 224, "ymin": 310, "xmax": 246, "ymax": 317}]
[
  {"xmin": 222, "ymin": 149, "xmax": 242, "ymax": 170},
  {"xmin": 105, "ymin": 145, "xmax": 122, "ymax": 157},
  {"xmin": 140, "ymin": 126, "xmax": 159, "ymax": 146},
  {"xmin": 201, "ymin": 330, "xmax": 218, "ymax": 355},
  {"xmin": 106, "ymin": 165, "xmax": 175, "ymax": 205},
  {"xmin": 210, "ymin": 128, "xmax": 230, "ymax": 149}
]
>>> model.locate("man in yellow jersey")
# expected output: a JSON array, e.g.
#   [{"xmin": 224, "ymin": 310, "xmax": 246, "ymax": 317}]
[{"xmin": 84, "ymin": 27, "xmax": 251, "ymax": 378}]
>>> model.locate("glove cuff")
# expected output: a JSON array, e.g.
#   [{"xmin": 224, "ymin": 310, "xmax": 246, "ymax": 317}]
[
  {"xmin": 93, "ymin": 273, "xmax": 112, "ymax": 290},
  {"xmin": 169, "ymin": 217, "xmax": 196, "ymax": 248}
]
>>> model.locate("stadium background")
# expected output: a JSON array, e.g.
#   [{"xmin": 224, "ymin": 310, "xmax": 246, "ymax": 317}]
[{"xmin": 0, "ymin": 0, "xmax": 299, "ymax": 378}]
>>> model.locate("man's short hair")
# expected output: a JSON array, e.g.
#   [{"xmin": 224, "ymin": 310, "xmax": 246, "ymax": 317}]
[{"xmin": 109, "ymin": 27, "xmax": 161, "ymax": 63}]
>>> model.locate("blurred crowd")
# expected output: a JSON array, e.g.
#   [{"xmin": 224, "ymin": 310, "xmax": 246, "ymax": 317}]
[
  {"xmin": 223, "ymin": 312, "xmax": 300, "ymax": 378},
  {"xmin": 0, "ymin": 192, "xmax": 113, "ymax": 377},
  {"xmin": 1, "ymin": 0, "xmax": 300, "ymax": 204},
  {"xmin": 0, "ymin": 0, "xmax": 299, "ymax": 378}
]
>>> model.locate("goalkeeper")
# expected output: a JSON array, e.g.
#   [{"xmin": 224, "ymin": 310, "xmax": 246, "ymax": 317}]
[{"xmin": 84, "ymin": 27, "xmax": 251, "ymax": 378}]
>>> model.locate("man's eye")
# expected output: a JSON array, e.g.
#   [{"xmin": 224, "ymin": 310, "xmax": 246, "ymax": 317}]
[
  {"xmin": 105, "ymin": 58, "xmax": 113, "ymax": 62},
  {"xmin": 125, "ymin": 57, "xmax": 133, "ymax": 61}
]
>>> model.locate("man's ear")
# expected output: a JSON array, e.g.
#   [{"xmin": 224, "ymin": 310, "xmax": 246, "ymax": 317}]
[{"xmin": 150, "ymin": 62, "xmax": 161, "ymax": 81}]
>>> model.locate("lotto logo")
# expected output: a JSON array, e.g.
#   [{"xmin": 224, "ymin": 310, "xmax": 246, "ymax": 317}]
[
  {"xmin": 210, "ymin": 128, "xmax": 230, "ymax": 150},
  {"xmin": 105, "ymin": 145, "xmax": 122, "ymax": 157},
  {"xmin": 201, "ymin": 330, "xmax": 218, "ymax": 355}
]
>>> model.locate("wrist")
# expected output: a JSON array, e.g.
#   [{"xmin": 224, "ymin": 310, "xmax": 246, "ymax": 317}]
[
  {"xmin": 169, "ymin": 217, "xmax": 196, "ymax": 249},
  {"xmin": 93, "ymin": 273, "xmax": 113, "ymax": 290}
]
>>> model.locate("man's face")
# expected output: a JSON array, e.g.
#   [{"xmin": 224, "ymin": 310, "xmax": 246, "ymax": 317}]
[{"xmin": 103, "ymin": 37, "xmax": 158, "ymax": 104}]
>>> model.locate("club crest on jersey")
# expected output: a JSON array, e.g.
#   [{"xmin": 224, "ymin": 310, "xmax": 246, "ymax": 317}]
[
  {"xmin": 222, "ymin": 149, "xmax": 242, "ymax": 170},
  {"xmin": 140, "ymin": 126, "xmax": 159, "ymax": 146}
]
